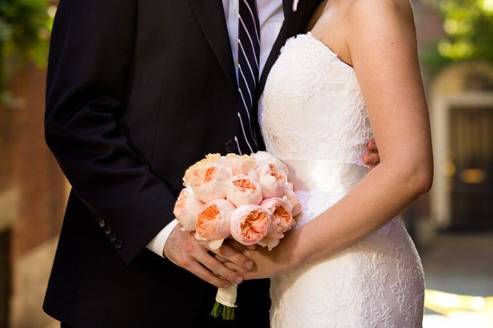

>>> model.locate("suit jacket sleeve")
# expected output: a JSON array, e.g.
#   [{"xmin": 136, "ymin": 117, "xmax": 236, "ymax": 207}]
[{"xmin": 44, "ymin": 0, "xmax": 175, "ymax": 264}]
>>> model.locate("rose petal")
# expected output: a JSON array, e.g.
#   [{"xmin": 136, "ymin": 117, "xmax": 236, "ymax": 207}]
[
  {"xmin": 257, "ymin": 163, "xmax": 288, "ymax": 198},
  {"xmin": 207, "ymin": 239, "xmax": 225, "ymax": 251},
  {"xmin": 251, "ymin": 151, "xmax": 289, "ymax": 178},
  {"xmin": 261, "ymin": 197, "xmax": 294, "ymax": 234},
  {"xmin": 183, "ymin": 153, "xmax": 222, "ymax": 185},
  {"xmin": 173, "ymin": 187, "xmax": 204, "ymax": 231},
  {"xmin": 285, "ymin": 184, "xmax": 303, "ymax": 217},
  {"xmin": 195, "ymin": 199, "xmax": 235, "ymax": 241},
  {"xmin": 230, "ymin": 205, "xmax": 271, "ymax": 245},
  {"xmin": 226, "ymin": 174, "xmax": 263, "ymax": 206},
  {"xmin": 223, "ymin": 153, "xmax": 257, "ymax": 176},
  {"xmin": 184, "ymin": 158, "xmax": 231, "ymax": 203}
]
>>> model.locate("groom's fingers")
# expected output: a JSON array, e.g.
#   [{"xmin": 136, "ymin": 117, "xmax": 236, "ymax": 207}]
[
  {"xmin": 364, "ymin": 139, "xmax": 380, "ymax": 167},
  {"xmin": 194, "ymin": 249, "xmax": 244, "ymax": 284},
  {"xmin": 187, "ymin": 260, "xmax": 232, "ymax": 289},
  {"xmin": 213, "ymin": 254, "xmax": 248, "ymax": 275},
  {"xmin": 213, "ymin": 255, "xmax": 248, "ymax": 276},
  {"xmin": 363, "ymin": 152, "xmax": 380, "ymax": 166},
  {"xmin": 367, "ymin": 139, "xmax": 378, "ymax": 152},
  {"xmin": 215, "ymin": 255, "xmax": 228, "ymax": 263}
]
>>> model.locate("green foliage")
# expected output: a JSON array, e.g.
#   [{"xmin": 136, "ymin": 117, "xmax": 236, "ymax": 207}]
[
  {"xmin": 0, "ymin": 0, "xmax": 54, "ymax": 102},
  {"xmin": 423, "ymin": 0, "xmax": 493, "ymax": 75}
]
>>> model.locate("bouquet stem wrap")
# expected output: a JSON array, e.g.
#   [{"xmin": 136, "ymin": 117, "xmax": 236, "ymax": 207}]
[{"xmin": 211, "ymin": 284, "xmax": 238, "ymax": 320}]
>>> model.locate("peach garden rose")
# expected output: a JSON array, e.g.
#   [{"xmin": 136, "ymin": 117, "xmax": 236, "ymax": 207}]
[
  {"xmin": 225, "ymin": 174, "xmax": 263, "ymax": 207},
  {"xmin": 229, "ymin": 205, "xmax": 271, "ymax": 246},
  {"xmin": 183, "ymin": 154, "xmax": 231, "ymax": 203},
  {"xmin": 259, "ymin": 197, "xmax": 294, "ymax": 250},
  {"xmin": 257, "ymin": 163, "xmax": 288, "ymax": 198},
  {"xmin": 195, "ymin": 199, "xmax": 235, "ymax": 250}
]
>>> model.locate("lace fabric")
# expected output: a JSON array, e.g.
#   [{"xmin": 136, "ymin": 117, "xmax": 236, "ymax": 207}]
[
  {"xmin": 260, "ymin": 33, "xmax": 372, "ymax": 166},
  {"xmin": 260, "ymin": 33, "xmax": 424, "ymax": 327}
]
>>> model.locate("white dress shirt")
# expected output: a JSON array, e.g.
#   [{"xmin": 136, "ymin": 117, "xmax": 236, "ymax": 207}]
[{"xmin": 147, "ymin": 0, "xmax": 284, "ymax": 258}]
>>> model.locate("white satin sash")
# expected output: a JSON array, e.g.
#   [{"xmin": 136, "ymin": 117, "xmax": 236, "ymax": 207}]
[{"xmin": 284, "ymin": 159, "xmax": 369, "ymax": 194}]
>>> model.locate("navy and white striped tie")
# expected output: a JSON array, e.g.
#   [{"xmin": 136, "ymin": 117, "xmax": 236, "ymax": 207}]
[{"xmin": 235, "ymin": 0, "xmax": 260, "ymax": 154}]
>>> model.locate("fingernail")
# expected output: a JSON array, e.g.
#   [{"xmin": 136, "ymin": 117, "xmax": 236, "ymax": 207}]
[
  {"xmin": 236, "ymin": 277, "xmax": 243, "ymax": 284},
  {"xmin": 245, "ymin": 261, "xmax": 254, "ymax": 270}
]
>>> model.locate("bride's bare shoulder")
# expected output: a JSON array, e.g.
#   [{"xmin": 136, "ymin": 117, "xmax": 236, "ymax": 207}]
[
  {"xmin": 345, "ymin": 0, "xmax": 414, "ymax": 29},
  {"xmin": 343, "ymin": 0, "xmax": 416, "ymax": 48},
  {"xmin": 347, "ymin": 0, "xmax": 412, "ymax": 13}
]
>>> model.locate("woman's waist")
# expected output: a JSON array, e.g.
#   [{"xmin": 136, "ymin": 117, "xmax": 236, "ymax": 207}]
[{"xmin": 284, "ymin": 159, "xmax": 369, "ymax": 193}]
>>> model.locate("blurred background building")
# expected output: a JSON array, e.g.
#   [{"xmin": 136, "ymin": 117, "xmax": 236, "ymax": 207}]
[{"xmin": 0, "ymin": 0, "xmax": 492, "ymax": 327}]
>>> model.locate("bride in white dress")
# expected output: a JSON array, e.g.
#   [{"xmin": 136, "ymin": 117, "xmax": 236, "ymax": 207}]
[{"xmin": 243, "ymin": 0, "xmax": 433, "ymax": 327}]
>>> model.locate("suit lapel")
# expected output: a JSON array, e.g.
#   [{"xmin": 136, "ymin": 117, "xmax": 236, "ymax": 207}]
[{"xmin": 186, "ymin": 0, "xmax": 237, "ymax": 90}]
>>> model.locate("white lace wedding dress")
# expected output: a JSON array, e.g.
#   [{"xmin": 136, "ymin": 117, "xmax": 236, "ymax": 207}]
[{"xmin": 259, "ymin": 33, "xmax": 424, "ymax": 328}]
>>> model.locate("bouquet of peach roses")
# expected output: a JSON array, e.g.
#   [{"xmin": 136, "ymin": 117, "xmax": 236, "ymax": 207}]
[{"xmin": 173, "ymin": 152, "xmax": 302, "ymax": 320}]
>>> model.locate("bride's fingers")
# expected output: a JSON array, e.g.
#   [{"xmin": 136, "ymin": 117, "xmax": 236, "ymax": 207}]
[
  {"xmin": 220, "ymin": 258, "xmax": 249, "ymax": 276},
  {"xmin": 194, "ymin": 248, "xmax": 244, "ymax": 284},
  {"xmin": 214, "ymin": 254, "xmax": 228, "ymax": 263},
  {"xmin": 212, "ymin": 244, "xmax": 254, "ymax": 270},
  {"xmin": 363, "ymin": 152, "xmax": 380, "ymax": 166},
  {"xmin": 367, "ymin": 139, "xmax": 378, "ymax": 152},
  {"xmin": 197, "ymin": 239, "xmax": 211, "ymax": 249},
  {"xmin": 213, "ymin": 253, "xmax": 250, "ymax": 276}
]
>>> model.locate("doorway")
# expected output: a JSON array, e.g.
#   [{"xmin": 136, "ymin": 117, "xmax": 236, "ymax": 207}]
[{"xmin": 449, "ymin": 105, "xmax": 493, "ymax": 229}]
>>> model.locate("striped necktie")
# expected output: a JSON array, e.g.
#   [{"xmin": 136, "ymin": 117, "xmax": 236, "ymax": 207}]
[{"xmin": 235, "ymin": 0, "xmax": 260, "ymax": 154}]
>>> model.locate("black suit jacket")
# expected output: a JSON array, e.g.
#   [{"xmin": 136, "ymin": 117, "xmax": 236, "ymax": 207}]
[{"xmin": 43, "ymin": 0, "xmax": 320, "ymax": 326}]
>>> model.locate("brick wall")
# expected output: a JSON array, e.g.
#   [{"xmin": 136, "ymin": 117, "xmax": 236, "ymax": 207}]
[
  {"xmin": 7, "ymin": 65, "xmax": 67, "ymax": 259},
  {"xmin": 0, "ymin": 63, "xmax": 67, "ymax": 327}
]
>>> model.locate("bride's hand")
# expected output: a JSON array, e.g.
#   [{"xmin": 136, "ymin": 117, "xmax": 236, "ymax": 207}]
[
  {"xmin": 240, "ymin": 247, "xmax": 291, "ymax": 280},
  {"xmin": 240, "ymin": 237, "xmax": 300, "ymax": 280}
]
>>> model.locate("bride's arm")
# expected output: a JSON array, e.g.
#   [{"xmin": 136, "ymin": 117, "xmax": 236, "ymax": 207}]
[{"xmin": 244, "ymin": 0, "xmax": 433, "ymax": 278}]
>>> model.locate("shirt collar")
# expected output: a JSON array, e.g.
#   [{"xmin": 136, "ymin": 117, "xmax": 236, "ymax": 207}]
[{"xmin": 292, "ymin": 0, "xmax": 300, "ymax": 12}]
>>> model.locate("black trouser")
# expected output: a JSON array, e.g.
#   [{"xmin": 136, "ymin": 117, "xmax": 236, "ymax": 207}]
[{"xmin": 61, "ymin": 318, "xmax": 253, "ymax": 328}]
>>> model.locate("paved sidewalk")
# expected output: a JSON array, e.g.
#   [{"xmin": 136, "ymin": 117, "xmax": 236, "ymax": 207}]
[{"xmin": 422, "ymin": 232, "xmax": 493, "ymax": 327}]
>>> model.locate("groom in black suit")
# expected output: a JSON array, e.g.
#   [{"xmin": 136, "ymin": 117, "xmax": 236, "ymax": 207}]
[{"xmin": 44, "ymin": 0, "xmax": 377, "ymax": 327}]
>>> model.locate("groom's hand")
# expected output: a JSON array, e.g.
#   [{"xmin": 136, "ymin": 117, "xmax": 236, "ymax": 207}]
[
  {"xmin": 164, "ymin": 226, "xmax": 253, "ymax": 288},
  {"xmin": 363, "ymin": 138, "xmax": 380, "ymax": 167}
]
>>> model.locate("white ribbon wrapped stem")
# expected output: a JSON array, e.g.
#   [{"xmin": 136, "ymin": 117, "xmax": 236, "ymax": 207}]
[{"xmin": 215, "ymin": 284, "xmax": 238, "ymax": 308}]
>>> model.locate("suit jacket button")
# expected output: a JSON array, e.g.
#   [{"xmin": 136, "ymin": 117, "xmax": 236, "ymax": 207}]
[
  {"xmin": 109, "ymin": 233, "xmax": 117, "ymax": 243},
  {"xmin": 98, "ymin": 218, "xmax": 106, "ymax": 228},
  {"xmin": 104, "ymin": 226, "xmax": 112, "ymax": 235},
  {"xmin": 114, "ymin": 240, "xmax": 123, "ymax": 249},
  {"xmin": 224, "ymin": 139, "xmax": 235, "ymax": 153}
]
